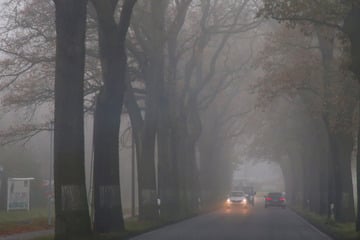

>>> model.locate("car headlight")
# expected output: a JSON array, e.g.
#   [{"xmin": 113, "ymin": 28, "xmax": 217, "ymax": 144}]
[
  {"xmin": 243, "ymin": 198, "xmax": 247, "ymax": 203},
  {"xmin": 226, "ymin": 198, "xmax": 231, "ymax": 204}
]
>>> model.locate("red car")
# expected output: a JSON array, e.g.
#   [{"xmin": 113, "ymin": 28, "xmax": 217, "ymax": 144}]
[{"xmin": 265, "ymin": 192, "xmax": 286, "ymax": 208}]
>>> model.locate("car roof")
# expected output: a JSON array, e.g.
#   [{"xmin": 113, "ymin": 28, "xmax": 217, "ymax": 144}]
[{"xmin": 268, "ymin": 192, "xmax": 284, "ymax": 195}]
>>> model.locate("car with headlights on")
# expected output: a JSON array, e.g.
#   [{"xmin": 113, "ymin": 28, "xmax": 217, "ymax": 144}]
[{"xmin": 226, "ymin": 191, "xmax": 248, "ymax": 208}]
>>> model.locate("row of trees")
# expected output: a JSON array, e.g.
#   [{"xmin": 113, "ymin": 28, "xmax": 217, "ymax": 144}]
[
  {"xmin": 253, "ymin": 0, "xmax": 360, "ymax": 231},
  {"xmin": 5, "ymin": 0, "xmax": 360, "ymax": 238},
  {"xmin": 0, "ymin": 0, "xmax": 259, "ymax": 239}
]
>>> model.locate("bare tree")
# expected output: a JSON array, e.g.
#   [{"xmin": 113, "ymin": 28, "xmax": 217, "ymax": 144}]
[
  {"xmin": 53, "ymin": 0, "xmax": 92, "ymax": 239},
  {"xmin": 90, "ymin": 0, "xmax": 137, "ymax": 233}
]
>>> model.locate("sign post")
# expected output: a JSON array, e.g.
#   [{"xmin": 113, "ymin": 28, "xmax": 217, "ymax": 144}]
[{"xmin": 7, "ymin": 178, "xmax": 34, "ymax": 211}]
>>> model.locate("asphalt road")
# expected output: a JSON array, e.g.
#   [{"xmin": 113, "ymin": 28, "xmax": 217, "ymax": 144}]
[{"xmin": 130, "ymin": 198, "xmax": 332, "ymax": 240}]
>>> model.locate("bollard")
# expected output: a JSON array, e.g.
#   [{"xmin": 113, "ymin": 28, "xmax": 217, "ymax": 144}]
[{"xmin": 330, "ymin": 203, "xmax": 335, "ymax": 220}]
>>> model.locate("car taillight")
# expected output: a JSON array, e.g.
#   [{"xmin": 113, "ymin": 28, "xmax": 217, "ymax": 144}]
[
  {"xmin": 266, "ymin": 197, "xmax": 272, "ymax": 201},
  {"xmin": 280, "ymin": 197, "xmax": 285, "ymax": 201}
]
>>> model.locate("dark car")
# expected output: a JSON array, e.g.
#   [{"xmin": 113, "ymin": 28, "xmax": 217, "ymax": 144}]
[{"xmin": 264, "ymin": 192, "xmax": 286, "ymax": 208}]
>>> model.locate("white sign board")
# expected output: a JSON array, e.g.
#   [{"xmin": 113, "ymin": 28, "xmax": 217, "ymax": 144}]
[{"xmin": 7, "ymin": 178, "xmax": 34, "ymax": 211}]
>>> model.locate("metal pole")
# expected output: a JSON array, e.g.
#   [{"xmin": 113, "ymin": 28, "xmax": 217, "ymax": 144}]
[
  {"xmin": 88, "ymin": 135, "xmax": 95, "ymax": 226},
  {"xmin": 131, "ymin": 129, "xmax": 135, "ymax": 217},
  {"xmin": 48, "ymin": 121, "xmax": 53, "ymax": 225}
]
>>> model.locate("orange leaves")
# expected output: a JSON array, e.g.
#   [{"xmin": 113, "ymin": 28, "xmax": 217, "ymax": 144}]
[
  {"xmin": 254, "ymin": 23, "xmax": 358, "ymax": 134},
  {"xmin": 253, "ymin": 26, "xmax": 321, "ymax": 109},
  {"xmin": 260, "ymin": 0, "xmax": 347, "ymax": 32}
]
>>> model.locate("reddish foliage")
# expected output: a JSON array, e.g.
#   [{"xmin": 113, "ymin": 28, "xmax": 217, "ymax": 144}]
[{"xmin": 0, "ymin": 219, "xmax": 52, "ymax": 236}]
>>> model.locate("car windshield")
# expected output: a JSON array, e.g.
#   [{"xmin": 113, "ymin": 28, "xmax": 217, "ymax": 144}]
[{"xmin": 231, "ymin": 192, "xmax": 244, "ymax": 197}]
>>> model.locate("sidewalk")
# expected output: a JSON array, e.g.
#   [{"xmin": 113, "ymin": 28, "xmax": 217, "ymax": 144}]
[{"xmin": 0, "ymin": 229, "xmax": 53, "ymax": 240}]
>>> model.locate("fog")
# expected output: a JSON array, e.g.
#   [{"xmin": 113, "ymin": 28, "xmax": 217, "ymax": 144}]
[{"xmin": 0, "ymin": 0, "xmax": 359, "ymax": 239}]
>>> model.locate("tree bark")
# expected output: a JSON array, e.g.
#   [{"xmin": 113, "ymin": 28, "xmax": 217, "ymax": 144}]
[
  {"xmin": 157, "ymin": 0, "xmax": 193, "ymax": 219},
  {"xmin": 171, "ymin": 102, "xmax": 202, "ymax": 216},
  {"xmin": 357, "ymin": 121, "xmax": 360, "ymax": 230},
  {"xmin": 317, "ymin": 29, "xmax": 342, "ymax": 221},
  {"xmin": 343, "ymin": 4, "xmax": 360, "ymax": 232},
  {"xmin": 137, "ymin": 106, "xmax": 158, "ymax": 220},
  {"xmin": 333, "ymin": 132, "xmax": 355, "ymax": 222},
  {"xmin": 157, "ymin": 120, "xmax": 180, "ymax": 219},
  {"xmin": 290, "ymin": 154, "xmax": 303, "ymax": 206},
  {"xmin": 53, "ymin": 1, "xmax": 92, "ymax": 239},
  {"xmin": 319, "ymin": 151, "xmax": 329, "ymax": 215},
  {"xmin": 307, "ymin": 136, "xmax": 322, "ymax": 213},
  {"xmin": 344, "ymin": 5, "xmax": 360, "ymax": 81},
  {"xmin": 281, "ymin": 162, "xmax": 294, "ymax": 204},
  {"xmin": 198, "ymin": 128, "xmax": 232, "ymax": 207},
  {"xmin": 157, "ymin": 80, "xmax": 181, "ymax": 219},
  {"xmin": 125, "ymin": 0, "xmax": 169, "ymax": 221},
  {"xmin": 91, "ymin": 0, "xmax": 136, "ymax": 233}
]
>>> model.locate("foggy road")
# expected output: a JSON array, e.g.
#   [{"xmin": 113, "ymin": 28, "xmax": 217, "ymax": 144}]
[{"xmin": 130, "ymin": 198, "xmax": 332, "ymax": 240}]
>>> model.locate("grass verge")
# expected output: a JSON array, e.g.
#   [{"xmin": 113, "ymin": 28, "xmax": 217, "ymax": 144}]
[
  {"xmin": 0, "ymin": 208, "xmax": 52, "ymax": 236},
  {"xmin": 30, "ymin": 216, "xmax": 195, "ymax": 240},
  {"xmin": 7, "ymin": 203, "xmax": 223, "ymax": 240},
  {"xmin": 31, "ymin": 209, "xmax": 219, "ymax": 240},
  {"xmin": 292, "ymin": 207, "xmax": 360, "ymax": 240}
]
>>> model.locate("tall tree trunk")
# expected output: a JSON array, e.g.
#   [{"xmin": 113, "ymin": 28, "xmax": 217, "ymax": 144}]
[
  {"xmin": 137, "ymin": 49, "xmax": 164, "ymax": 221},
  {"xmin": 310, "ymin": 158, "xmax": 321, "ymax": 213},
  {"xmin": 93, "ymin": 89, "xmax": 125, "ymax": 233},
  {"xmin": 344, "ymin": 5, "xmax": 360, "ymax": 80},
  {"xmin": 92, "ymin": 0, "xmax": 137, "ymax": 233},
  {"xmin": 135, "ymin": 0, "xmax": 169, "ymax": 220},
  {"xmin": 327, "ymin": 134, "xmax": 338, "ymax": 219},
  {"xmin": 198, "ymin": 138, "xmax": 216, "ymax": 206},
  {"xmin": 290, "ymin": 154, "xmax": 303, "ymax": 206},
  {"xmin": 157, "ymin": 92, "xmax": 180, "ymax": 219},
  {"xmin": 53, "ymin": 1, "xmax": 92, "ymax": 239},
  {"xmin": 157, "ymin": 0, "xmax": 193, "ymax": 219},
  {"xmin": 137, "ymin": 106, "xmax": 158, "ymax": 220},
  {"xmin": 308, "ymin": 136, "xmax": 321, "ymax": 213},
  {"xmin": 317, "ymin": 29, "xmax": 338, "ymax": 220},
  {"xmin": 302, "ymin": 156, "xmax": 311, "ymax": 209},
  {"xmin": 173, "ymin": 116, "xmax": 189, "ymax": 215},
  {"xmin": 181, "ymin": 138, "xmax": 198, "ymax": 213},
  {"xmin": 124, "ymin": 85, "xmax": 144, "ymax": 167},
  {"xmin": 158, "ymin": 123, "xmax": 180, "ymax": 219},
  {"xmin": 343, "ymin": 5, "xmax": 360, "ymax": 231},
  {"xmin": 184, "ymin": 104, "xmax": 202, "ymax": 213},
  {"xmin": 319, "ymin": 145, "xmax": 329, "ymax": 215},
  {"xmin": 173, "ymin": 105, "xmax": 201, "ymax": 216},
  {"xmin": 198, "ymin": 130, "xmax": 228, "ymax": 207},
  {"xmin": 334, "ymin": 133, "xmax": 355, "ymax": 222},
  {"xmin": 185, "ymin": 141, "xmax": 200, "ymax": 212},
  {"xmin": 357, "ymin": 121, "xmax": 360, "ymax": 230},
  {"xmin": 281, "ymin": 162, "xmax": 294, "ymax": 205}
]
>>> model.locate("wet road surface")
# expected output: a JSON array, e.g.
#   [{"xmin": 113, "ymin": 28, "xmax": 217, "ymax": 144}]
[{"xmin": 130, "ymin": 199, "xmax": 332, "ymax": 240}]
